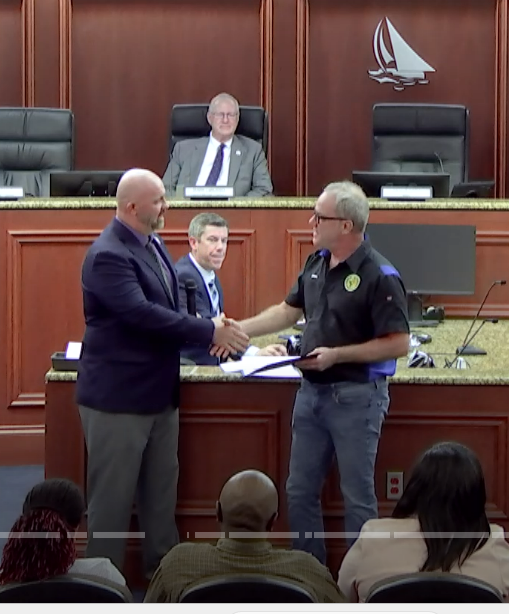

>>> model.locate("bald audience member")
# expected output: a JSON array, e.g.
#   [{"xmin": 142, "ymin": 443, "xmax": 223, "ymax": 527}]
[
  {"xmin": 76, "ymin": 168, "xmax": 249, "ymax": 579},
  {"xmin": 144, "ymin": 470, "xmax": 344, "ymax": 603}
]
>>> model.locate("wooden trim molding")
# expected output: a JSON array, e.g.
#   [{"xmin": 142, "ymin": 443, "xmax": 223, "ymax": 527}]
[
  {"xmin": 58, "ymin": 0, "xmax": 71, "ymax": 108},
  {"xmin": 21, "ymin": 0, "xmax": 35, "ymax": 107},
  {"xmin": 296, "ymin": 0, "xmax": 309, "ymax": 196},
  {"xmin": 260, "ymin": 0, "xmax": 274, "ymax": 172},
  {"xmin": 0, "ymin": 425, "xmax": 44, "ymax": 465},
  {"xmin": 495, "ymin": 0, "xmax": 508, "ymax": 197}
]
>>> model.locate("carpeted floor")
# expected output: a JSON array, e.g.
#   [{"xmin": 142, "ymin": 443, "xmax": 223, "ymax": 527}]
[{"xmin": 0, "ymin": 465, "xmax": 145, "ymax": 602}]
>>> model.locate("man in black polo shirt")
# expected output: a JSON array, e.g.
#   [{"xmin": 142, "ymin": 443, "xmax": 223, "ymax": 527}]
[{"xmin": 236, "ymin": 181, "xmax": 410, "ymax": 564}]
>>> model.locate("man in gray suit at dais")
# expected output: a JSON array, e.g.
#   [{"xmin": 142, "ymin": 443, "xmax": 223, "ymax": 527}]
[{"xmin": 162, "ymin": 92, "xmax": 273, "ymax": 198}]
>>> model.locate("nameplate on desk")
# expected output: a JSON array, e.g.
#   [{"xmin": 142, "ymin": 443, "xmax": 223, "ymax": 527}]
[
  {"xmin": 380, "ymin": 185, "xmax": 432, "ymax": 201},
  {"xmin": 0, "ymin": 187, "xmax": 24, "ymax": 200},
  {"xmin": 184, "ymin": 186, "xmax": 234, "ymax": 200}
]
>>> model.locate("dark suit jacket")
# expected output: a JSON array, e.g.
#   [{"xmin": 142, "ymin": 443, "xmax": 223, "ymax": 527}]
[
  {"xmin": 162, "ymin": 134, "xmax": 273, "ymax": 198},
  {"xmin": 175, "ymin": 254, "xmax": 224, "ymax": 366},
  {"xmin": 75, "ymin": 218, "xmax": 215, "ymax": 414}
]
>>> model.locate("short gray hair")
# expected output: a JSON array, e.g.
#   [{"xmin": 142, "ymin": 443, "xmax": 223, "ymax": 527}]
[
  {"xmin": 323, "ymin": 181, "xmax": 369, "ymax": 233},
  {"xmin": 188, "ymin": 212, "xmax": 229, "ymax": 240},
  {"xmin": 208, "ymin": 93, "xmax": 239, "ymax": 115}
]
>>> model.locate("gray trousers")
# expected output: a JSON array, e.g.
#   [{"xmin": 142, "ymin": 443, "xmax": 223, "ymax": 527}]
[{"xmin": 79, "ymin": 405, "xmax": 179, "ymax": 578}]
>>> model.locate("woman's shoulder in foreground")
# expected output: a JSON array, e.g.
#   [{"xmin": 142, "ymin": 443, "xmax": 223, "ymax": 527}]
[{"xmin": 360, "ymin": 517, "xmax": 420, "ymax": 534}]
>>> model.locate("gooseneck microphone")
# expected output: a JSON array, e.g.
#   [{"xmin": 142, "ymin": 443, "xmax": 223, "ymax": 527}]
[
  {"xmin": 456, "ymin": 279, "xmax": 506, "ymax": 356},
  {"xmin": 184, "ymin": 279, "xmax": 197, "ymax": 316},
  {"xmin": 434, "ymin": 152, "xmax": 445, "ymax": 174},
  {"xmin": 446, "ymin": 319, "xmax": 499, "ymax": 368}
]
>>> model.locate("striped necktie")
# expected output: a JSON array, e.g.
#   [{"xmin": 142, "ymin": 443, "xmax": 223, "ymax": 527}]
[{"xmin": 208, "ymin": 279, "xmax": 219, "ymax": 315}]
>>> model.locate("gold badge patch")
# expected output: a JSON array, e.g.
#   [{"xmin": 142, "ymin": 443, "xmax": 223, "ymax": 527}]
[{"xmin": 344, "ymin": 274, "xmax": 361, "ymax": 292}]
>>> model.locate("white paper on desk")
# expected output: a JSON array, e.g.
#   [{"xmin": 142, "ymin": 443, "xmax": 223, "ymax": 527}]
[{"xmin": 219, "ymin": 361, "xmax": 244, "ymax": 373}]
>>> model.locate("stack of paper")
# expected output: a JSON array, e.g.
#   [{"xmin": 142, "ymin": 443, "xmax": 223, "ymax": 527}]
[{"xmin": 220, "ymin": 356, "xmax": 302, "ymax": 379}]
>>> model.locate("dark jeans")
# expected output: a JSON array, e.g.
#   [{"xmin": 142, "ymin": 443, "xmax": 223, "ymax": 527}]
[{"xmin": 285, "ymin": 377, "xmax": 389, "ymax": 564}]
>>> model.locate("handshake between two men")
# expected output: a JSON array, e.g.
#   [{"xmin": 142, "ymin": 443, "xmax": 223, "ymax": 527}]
[{"xmin": 209, "ymin": 314, "xmax": 287, "ymax": 360}]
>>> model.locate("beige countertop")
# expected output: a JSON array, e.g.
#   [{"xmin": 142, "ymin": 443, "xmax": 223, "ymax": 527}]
[
  {"xmin": 45, "ymin": 320, "xmax": 509, "ymax": 385},
  {"xmin": 3, "ymin": 197, "xmax": 509, "ymax": 210}
]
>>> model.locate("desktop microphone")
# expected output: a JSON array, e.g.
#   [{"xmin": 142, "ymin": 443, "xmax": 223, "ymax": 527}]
[
  {"xmin": 185, "ymin": 279, "xmax": 197, "ymax": 316},
  {"xmin": 456, "ymin": 280, "xmax": 506, "ymax": 356},
  {"xmin": 434, "ymin": 152, "xmax": 445, "ymax": 174},
  {"xmin": 446, "ymin": 319, "xmax": 499, "ymax": 368}
]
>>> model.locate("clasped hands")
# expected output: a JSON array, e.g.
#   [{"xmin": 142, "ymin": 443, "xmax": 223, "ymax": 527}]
[
  {"xmin": 210, "ymin": 314, "xmax": 249, "ymax": 359},
  {"xmin": 210, "ymin": 314, "xmax": 287, "ymax": 360}
]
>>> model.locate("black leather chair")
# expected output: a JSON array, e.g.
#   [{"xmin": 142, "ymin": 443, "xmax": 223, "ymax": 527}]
[
  {"xmin": 0, "ymin": 574, "xmax": 133, "ymax": 603},
  {"xmin": 169, "ymin": 104, "xmax": 269, "ymax": 157},
  {"xmin": 366, "ymin": 572, "xmax": 503, "ymax": 603},
  {"xmin": 179, "ymin": 575, "xmax": 315, "ymax": 603},
  {"xmin": 371, "ymin": 103, "xmax": 469, "ymax": 193},
  {"xmin": 0, "ymin": 107, "xmax": 74, "ymax": 197}
]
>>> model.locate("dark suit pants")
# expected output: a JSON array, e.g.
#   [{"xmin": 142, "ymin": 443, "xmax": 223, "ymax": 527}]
[{"xmin": 79, "ymin": 405, "xmax": 179, "ymax": 579}]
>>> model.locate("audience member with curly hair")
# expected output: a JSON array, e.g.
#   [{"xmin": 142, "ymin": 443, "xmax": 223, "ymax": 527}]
[{"xmin": 0, "ymin": 478, "xmax": 126, "ymax": 586}]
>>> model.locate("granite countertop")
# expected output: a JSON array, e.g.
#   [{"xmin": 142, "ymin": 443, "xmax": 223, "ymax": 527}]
[
  {"xmin": 46, "ymin": 320, "xmax": 509, "ymax": 385},
  {"xmin": 4, "ymin": 196, "xmax": 509, "ymax": 210}
]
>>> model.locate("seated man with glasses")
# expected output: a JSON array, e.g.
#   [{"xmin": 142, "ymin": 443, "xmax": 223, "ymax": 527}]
[{"xmin": 163, "ymin": 92, "xmax": 273, "ymax": 198}]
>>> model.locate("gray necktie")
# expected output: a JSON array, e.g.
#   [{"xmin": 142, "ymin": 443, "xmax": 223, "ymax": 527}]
[
  {"xmin": 208, "ymin": 279, "xmax": 219, "ymax": 315},
  {"xmin": 146, "ymin": 238, "xmax": 173, "ymax": 300}
]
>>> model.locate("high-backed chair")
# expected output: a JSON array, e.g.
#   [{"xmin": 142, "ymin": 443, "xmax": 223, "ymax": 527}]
[
  {"xmin": 371, "ymin": 103, "xmax": 469, "ymax": 192},
  {"xmin": 0, "ymin": 574, "xmax": 133, "ymax": 603},
  {"xmin": 179, "ymin": 575, "xmax": 315, "ymax": 603},
  {"xmin": 169, "ymin": 104, "xmax": 268, "ymax": 157},
  {"xmin": 0, "ymin": 107, "xmax": 74, "ymax": 197},
  {"xmin": 366, "ymin": 572, "xmax": 503, "ymax": 603}
]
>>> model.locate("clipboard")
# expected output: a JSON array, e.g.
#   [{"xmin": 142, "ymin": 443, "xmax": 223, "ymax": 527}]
[{"xmin": 243, "ymin": 354, "xmax": 317, "ymax": 377}]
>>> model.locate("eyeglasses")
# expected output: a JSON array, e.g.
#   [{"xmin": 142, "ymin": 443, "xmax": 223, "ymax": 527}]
[
  {"xmin": 211, "ymin": 112, "xmax": 238, "ymax": 120},
  {"xmin": 312, "ymin": 210, "xmax": 350, "ymax": 224}
]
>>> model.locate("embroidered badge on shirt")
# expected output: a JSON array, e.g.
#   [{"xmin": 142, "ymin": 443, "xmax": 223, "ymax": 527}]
[{"xmin": 344, "ymin": 274, "xmax": 361, "ymax": 292}]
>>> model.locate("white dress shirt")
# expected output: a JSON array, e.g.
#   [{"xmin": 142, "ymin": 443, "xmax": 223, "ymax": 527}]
[{"xmin": 196, "ymin": 135, "xmax": 232, "ymax": 186}]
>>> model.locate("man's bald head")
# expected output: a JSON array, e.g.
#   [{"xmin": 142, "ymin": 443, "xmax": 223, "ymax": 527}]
[
  {"xmin": 115, "ymin": 168, "xmax": 167, "ymax": 235},
  {"xmin": 116, "ymin": 169, "xmax": 163, "ymax": 211},
  {"xmin": 217, "ymin": 470, "xmax": 278, "ymax": 534}
]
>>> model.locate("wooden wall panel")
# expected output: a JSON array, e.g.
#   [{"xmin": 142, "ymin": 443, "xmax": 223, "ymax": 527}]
[
  {"xmin": 178, "ymin": 408, "xmax": 279, "ymax": 510},
  {"xmin": 70, "ymin": 0, "xmax": 263, "ymax": 174},
  {"xmin": 6, "ymin": 231, "xmax": 93, "ymax": 409},
  {"xmin": 0, "ymin": 1, "xmax": 23, "ymax": 106},
  {"xmin": 307, "ymin": 0, "xmax": 497, "ymax": 195}
]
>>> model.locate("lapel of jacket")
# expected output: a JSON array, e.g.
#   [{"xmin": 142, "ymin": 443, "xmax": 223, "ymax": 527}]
[
  {"xmin": 227, "ymin": 135, "xmax": 244, "ymax": 188},
  {"xmin": 187, "ymin": 254, "xmax": 214, "ymax": 314},
  {"xmin": 152, "ymin": 234, "xmax": 179, "ymax": 308},
  {"xmin": 189, "ymin": 138, "xmax": 209, "ymax": 186},
  {"xmin": 216, "ymin": 275, "xmax": 225, "ymax": 313}
]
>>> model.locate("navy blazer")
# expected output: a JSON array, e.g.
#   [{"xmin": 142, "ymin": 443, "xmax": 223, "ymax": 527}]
[
  {"xmin": 175, "ymin": 254, "xmax": 224, "ymax": 365},
  {"xmin": 75, "ymin": 218, "xmax": 215, "ymax": 414}
]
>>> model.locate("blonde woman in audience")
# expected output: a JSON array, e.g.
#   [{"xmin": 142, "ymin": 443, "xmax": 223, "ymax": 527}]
[
  {"xmin": 0, "ymin": 478, "xmax": 126, "ymax": 587},
  {"xmin": 338, "ymin": 442, "xmax": 509, "ymax": 602}
]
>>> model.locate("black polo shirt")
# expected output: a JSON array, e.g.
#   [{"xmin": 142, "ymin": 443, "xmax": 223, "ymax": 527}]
[{"xmin": 285, "ymin": 239, "xmax": 409, "ymax": 384}]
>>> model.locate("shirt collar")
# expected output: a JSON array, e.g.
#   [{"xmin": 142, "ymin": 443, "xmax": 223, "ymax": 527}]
[
  {"xmin": 189, "ymin": 253, "xmax": 216, "ymax": 285},
  {"xmin": 115, "ymin": 216, "xmax": 150, "ymax": 246},
  {"xmin": 216, "ymin": 538, "xmax": 272, "ymax": 555},
  {"xmin": 319, "ymin": 239, "xmax": 370, "ymax": 273},
  {"xmin": 209, "ymin": 133, "xmax": 233, "ymax": 150}
]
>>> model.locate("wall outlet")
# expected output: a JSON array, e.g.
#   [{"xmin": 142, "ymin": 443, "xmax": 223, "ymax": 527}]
[{"xmin": 387, "ymin": 471, "xmax": 404, "ymax": 500}]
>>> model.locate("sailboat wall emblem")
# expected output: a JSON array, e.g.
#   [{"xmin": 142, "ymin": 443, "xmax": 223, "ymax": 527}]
[{"xmin": 369, "ymin": 18, "xmax": 435, "ymax": 91}]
